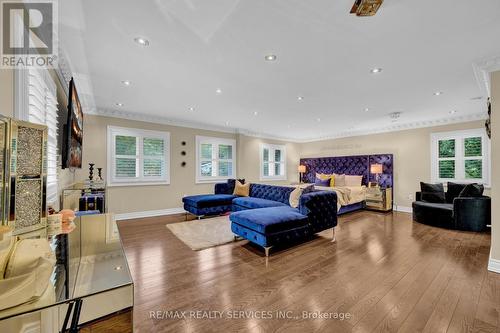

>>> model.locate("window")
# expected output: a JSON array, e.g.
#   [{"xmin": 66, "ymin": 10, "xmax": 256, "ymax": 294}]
[
  {"xmin": 431, "ymin": 129, "xmax": 490, "ymax": 185},
  {"xmin": 15, "ymin": 68, "xmax": 59, "ymax": 206},
  {"xmin": 107, "ymin": 126, "xmax": 170, "ymax": 186},
  {"xmin": 196, "ymin": 136, "xmax": 236, "ymax": 183},
  {"xmin": 260, "ymin": 143, "xmax": 287, "ymax": 181}
]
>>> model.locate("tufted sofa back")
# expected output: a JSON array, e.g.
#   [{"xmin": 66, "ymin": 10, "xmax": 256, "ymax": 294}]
[{"xmin": 249, "ymin": 184, "xmax": 295, "ymax": 205}]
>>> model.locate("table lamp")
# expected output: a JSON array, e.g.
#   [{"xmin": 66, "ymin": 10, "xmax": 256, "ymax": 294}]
[
  {"xmin": 370, "ymin": 163, "xmax": 383, "ymax": 186},
  {"xmin": 298, "ymin": 165, "xmax": 306, "ymax": 183}
]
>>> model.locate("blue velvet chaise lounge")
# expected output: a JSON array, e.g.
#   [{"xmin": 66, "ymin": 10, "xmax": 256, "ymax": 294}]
[{"xmin": 182, "ymin": 182, "xmax": 338, "ymax": 256}]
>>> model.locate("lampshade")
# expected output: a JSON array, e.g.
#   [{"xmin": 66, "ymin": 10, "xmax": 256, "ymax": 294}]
[
  {"xmin": 370, "ymin": 163, "xmax": 383, "ymax": 174},
  {"xmin": 298, "ymin": 165, "xmax": 306, "ymax": 173}
]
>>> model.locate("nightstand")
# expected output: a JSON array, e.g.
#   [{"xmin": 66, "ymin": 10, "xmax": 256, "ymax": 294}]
[{"xmin": 365, "ymin": 187, "xmax": 392, "ymax": 212}]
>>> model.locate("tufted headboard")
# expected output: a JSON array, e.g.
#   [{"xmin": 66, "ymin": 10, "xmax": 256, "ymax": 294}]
[{"xmin": 300, "ymin": 154, "xmax": 394, "ymax": 189}]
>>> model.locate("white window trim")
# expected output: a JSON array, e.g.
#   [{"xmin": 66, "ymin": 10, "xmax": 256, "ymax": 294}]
[
  {"xmin": 107, "ymin": 126, "xmax": 170, "ymax": 187},
  {"xmin": 430, "ymin": 128, "xmax": 491, "ymax": 187},
  {"xmin": 260, "ymin": 143, "xmax": 287, "ymax": 181},
  {"xmin": 195, "ymin": 136, "xmax": 236, "ymax": 184}
]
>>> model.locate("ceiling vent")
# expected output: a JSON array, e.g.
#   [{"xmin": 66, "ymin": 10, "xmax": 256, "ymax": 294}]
[
  {"xmin": 389, "ymin": 112, "xmax": 402, "ymax": 120},
  {"xmin": 350, "ymin": 0, "xmax": 384, "ymax": 17}
]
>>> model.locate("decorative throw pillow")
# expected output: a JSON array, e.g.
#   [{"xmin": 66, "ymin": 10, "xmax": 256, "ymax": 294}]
[
  {"xmin": 334, "ymin": 174, "xmax": 346, "ymax": 187},
  {"xmin": 315, "ymin": 177, "xmax": 330, "ymax": 187},
  {"xmin": 458, "ymin": 183, "xmax": 484, "ymax": 198},
  {"xmin": 227, "ymin": 179, "xmax": 245, "ymax": 194},
  {"xmin": 329, "ymin": 175, "xmax": 335, "ymax": 187},
  {"xmin": 233, "ymin": 180, "xmax": 250, "ymax": 197},
  {"xmin": 420, "ymin": 182, "xmax": 445, "ymax": 203},
  {"xmin": 289, "ymin": 187, "xmax": 303, "ymax": 208},
  {"xmin": 316, "ymin": 173, "xmax": 332, "ymax": 180},
  {"xmin": 445, "ymin": 182, "xmax": 468, "ymax": 203},
  {"xmin": 345, "ymin": 175, "xmax": 363, "ymax": 187}
]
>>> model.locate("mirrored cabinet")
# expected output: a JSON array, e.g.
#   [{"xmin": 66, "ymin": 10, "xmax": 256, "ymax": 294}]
[{"xmin": 0, "ymin": 116, "xmax": 48, "ymax": 237}]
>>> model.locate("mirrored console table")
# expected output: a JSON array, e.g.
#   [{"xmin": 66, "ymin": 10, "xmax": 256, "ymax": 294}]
[{"xmin": 0, "ymin": 214, "xmax": 133, "ymax": 333}]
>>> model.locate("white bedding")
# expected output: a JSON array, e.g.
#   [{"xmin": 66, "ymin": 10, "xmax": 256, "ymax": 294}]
[{"xmin": 314, "ymin": 185, "xmax": 367, "ymax": 211}]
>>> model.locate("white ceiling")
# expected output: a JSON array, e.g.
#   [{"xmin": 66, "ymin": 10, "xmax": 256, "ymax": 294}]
[{"xmin": 59, "ymin": 0, "xmax": 500, "ymax": 141}]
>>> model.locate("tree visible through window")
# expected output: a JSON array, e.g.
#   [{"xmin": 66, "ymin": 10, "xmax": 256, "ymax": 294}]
[
  {"xmin": 431, "ymin": 129, "xmax": 489, "ymax": 185},
  {"xmin": 196, "ymin": 136, "xmax": 236, "ymax": 182}
]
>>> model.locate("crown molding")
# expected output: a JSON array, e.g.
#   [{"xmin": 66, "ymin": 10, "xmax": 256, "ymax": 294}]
[
  {"xmin": 235, "ymin": 129, "xmax": 299, "ymax": 143},
  {"xmin": 55, "ymin": 47, "xmax": 72, "ymax": 96},
  {"xmin": 89, "ymin": 108, "xmax": 237, "ymax": 135},
  {"xmin": 473, "ymin": 55, "xmax": 500, "ymax": 98},
  {"xmin": 297, "ymin": 111, "xmax": 488, "ymax": 143},
  {"xmin": 88, "ymin": 108, "xmax": 486, "ymax": 143}
]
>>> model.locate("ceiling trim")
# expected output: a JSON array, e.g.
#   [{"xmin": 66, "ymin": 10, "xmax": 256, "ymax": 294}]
[
  {"xmin": 473, "ymin": 55, "xmax": 500, "ymax": 98},
  {"xmin": 88, "ymin": 108, "xmax": 238, "ymax": 135},
  {"xmin": 88, "ymin": 108, "xmax": 487, "ymax": 143},
  {"xmin": 299, "ymin": 111, "xmax": 487, "ymax": 143}
]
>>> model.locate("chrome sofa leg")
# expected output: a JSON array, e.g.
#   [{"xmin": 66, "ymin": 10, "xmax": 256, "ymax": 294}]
[
  {"xmin": 331, "ymin": 227, "xmax": 336, "ymax": 243},
  {"xmin": 264, "ymin": 247, "xmax": 272, "ymax": 257}
]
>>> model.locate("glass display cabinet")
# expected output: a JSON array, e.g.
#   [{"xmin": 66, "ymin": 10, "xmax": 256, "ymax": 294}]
[{"xmin": 0, "ymin": 116, "xmax": 48, "ymax": 237}]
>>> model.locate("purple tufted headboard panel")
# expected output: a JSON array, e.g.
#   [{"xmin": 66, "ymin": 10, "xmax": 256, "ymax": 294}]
[{"xmin": 300, "ymin": 154, "xmax": 394, "ymax": 189}]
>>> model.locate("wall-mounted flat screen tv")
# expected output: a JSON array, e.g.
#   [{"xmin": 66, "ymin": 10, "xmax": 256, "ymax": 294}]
[{"xmin": 62, "ymin": 77, "xmax": 83, "ymax": 169}]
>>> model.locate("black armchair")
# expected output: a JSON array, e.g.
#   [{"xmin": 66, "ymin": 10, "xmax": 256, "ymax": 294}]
[{"xmin": 412, "ymin": 192, "xmax": 490, "ymax": 232}]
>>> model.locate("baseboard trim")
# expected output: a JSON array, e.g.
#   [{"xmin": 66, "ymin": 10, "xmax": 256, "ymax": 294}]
[
  {"xmin": 488, "ymin": 256, "xmax": 500, "ymax": 274},
  {"xmin": 115, "ymin": 208, "xmax": 186, "ymax": 221},
  {"xmin": 394, "ymin": 205, "xmax": 412, "ymax": 213}
]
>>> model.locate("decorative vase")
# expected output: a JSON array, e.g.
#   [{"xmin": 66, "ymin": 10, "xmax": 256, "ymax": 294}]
[{"xmin": 97, "ymin": 168, "xmax": 103, "ymax": 181}]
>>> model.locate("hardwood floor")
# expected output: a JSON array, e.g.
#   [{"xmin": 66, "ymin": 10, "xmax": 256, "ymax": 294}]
[{"xmin": 118, "ymin": 211, "xmax": 500, "ymax": 333}]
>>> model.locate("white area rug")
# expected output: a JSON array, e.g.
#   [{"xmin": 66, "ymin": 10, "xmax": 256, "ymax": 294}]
[{"xmin": 166, "ymin": 215, "xmax": 236, "ymax": 251}]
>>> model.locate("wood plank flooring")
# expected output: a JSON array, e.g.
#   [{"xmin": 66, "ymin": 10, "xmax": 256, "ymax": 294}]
[{"xmin": 117, "ymin": 211, "xmax": 500, "ymax": 333}]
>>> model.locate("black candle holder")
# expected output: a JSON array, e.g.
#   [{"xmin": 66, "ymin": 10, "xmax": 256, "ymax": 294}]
[{"xmin": 88, "ymin": 163, "xmax": 95, "ymax": 180}]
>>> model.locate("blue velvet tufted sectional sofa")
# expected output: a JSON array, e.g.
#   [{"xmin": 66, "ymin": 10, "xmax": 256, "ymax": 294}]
[{"xmin": 182, "ymin": 183, "xmax": 338, "ymax": 256}]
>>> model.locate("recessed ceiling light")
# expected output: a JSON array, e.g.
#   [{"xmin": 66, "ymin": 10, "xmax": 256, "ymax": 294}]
[
  {"xmin": 121, "ymin": 80, "xmax": 131, "ymax": 86},
  {"xmin": 188, "ymin": 107, "xmax": 195, "ymax": 112},
  {"xmin": 364, "ymin": 108, "xmax": 370, "ymax": 112},
  {"xmin": 216, "ymin": 88, "xmax": 222, "ymax": 94},
  {"xmin": 134, "ymin": 37, "xmax": 150, "ymax": 46},
  {"xmin": 433, "ymin": 91, "xmax": 443, "ymax": 96},
  {"xmin": 265, "ymin": 54, "xmax": 277, "ymax": 61},
  {"xmin": 370, "ymin": 68, "xmax": 383, "ymax": 74},
  {"xmin": 116, "ymin": 103, "xmax": 124, "ymax": 107},
  {"xmin": 297, "ymin": 96, "xmax": 304, "ymax": 101},
  {"xmin": 114, "ymin": 266, "xmax": 122, "ymax": 271},
  {"xmin": 449, "ymin": 110, "xmax": 457, "ymax": 114},
  {"xmin": 316, "ymin": 118, "xmax": 321, "ymax": 122},
  {"xmin": 253, "ymin": 111, "xmax": 258, "ymax": 116},
  {"xmin": 225, "ymin": 121, "xmax": 230, "ymax": 126}
]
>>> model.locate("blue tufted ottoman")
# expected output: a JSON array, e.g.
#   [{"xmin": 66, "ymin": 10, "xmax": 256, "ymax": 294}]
[
  {"xmin": 183, "ymin": 194, "xmax": 237, "ymax": 218},
  {"xmin": 230, "ymin": 206, "xmax": 310, "ymax": 256}
]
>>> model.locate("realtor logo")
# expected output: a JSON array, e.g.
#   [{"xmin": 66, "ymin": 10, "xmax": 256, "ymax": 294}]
[{"xmin": 1, "ymin": 0, "xmax": 58, "ymax": 68}]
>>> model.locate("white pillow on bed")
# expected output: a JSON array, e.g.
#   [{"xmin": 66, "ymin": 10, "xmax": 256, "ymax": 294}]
[
  {"xmin": 334, "ymin": 174, "xmax": 345, "ymax": 187},
  {"xmin": 345, "ymin": 175, "xmax": 363, "ymax": 187}
]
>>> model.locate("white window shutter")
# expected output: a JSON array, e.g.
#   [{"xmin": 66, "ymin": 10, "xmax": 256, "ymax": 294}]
[{"xmin": 18, "ymin": 68, "xmax": 59, "ymax": 206}]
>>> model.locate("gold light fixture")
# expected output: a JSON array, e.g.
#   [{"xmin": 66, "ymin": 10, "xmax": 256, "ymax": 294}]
[{"xmin": 350, "ymin": 0, "xmax": 384, "ymax": 17}]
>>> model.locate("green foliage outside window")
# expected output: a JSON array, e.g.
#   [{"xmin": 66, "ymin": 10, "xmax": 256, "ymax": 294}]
[{"xmin": 438, "ymin": 139, "xmax": 455, "ymax": 158}]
